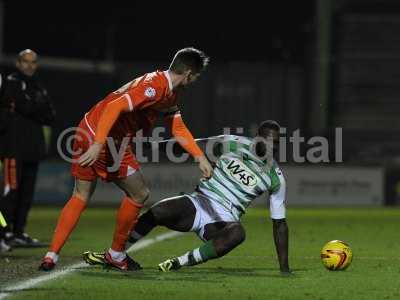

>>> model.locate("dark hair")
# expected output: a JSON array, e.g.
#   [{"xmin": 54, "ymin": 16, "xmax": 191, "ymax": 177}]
[
  {"xmin": 257, "ymin": 120, "xmax": 281, "ymax": 136},
  {"xmin": 169, "ymin": 47, "xmax": 209, "ymax": 74},
  {"xmin": 256, "ymin": 120, "xmax": 281, "ymax": 157}
]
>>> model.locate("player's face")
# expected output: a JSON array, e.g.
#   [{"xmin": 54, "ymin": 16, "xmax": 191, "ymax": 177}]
[
  {"xmin": 270, "ymin": 130, "xmax": 280, "ymax": 155},
  {"xmin": 16, "ymin": 53, "xmax": 38, "ymax": 77},
  {"xmin": 182, "ymin": 71, "xmax": 200, "ymax": 86},
  {"xmin": 257, "ymin": 129, "xmax": 280, "ymax": 157}
]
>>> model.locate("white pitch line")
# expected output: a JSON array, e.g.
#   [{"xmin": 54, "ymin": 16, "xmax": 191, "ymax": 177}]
[{"xmin": 0, "ymin": 231, "xmax": 183, "ymax": 300}]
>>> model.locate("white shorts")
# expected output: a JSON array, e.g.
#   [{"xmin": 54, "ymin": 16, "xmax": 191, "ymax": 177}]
[{"xmin": 187, "ymin": 192, "xmax": 237, "ymax": 241}]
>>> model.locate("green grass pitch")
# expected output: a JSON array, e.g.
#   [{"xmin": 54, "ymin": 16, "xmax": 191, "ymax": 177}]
[{"xmin": 1, "ymin": 207, "xmax": 400, "ymax": 300}]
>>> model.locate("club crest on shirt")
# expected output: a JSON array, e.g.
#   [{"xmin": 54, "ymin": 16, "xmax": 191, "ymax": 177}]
[{"xmin": 144, "ymin": 87, "xmax": 156, "ymax": 98}]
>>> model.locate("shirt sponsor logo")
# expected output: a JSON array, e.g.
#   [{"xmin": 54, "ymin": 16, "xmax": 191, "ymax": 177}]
[{"xmin": 224, "ymin": 159, "xmax": 258, "ymax": 187}]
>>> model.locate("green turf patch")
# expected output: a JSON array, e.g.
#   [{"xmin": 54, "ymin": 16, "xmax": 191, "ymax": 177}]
[{"xmin": 1, "ymin": 207, "xmax": 400, "ymax": 300}]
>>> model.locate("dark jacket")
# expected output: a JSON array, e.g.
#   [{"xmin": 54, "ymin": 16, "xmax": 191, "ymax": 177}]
[
  {"xmin": 0, "ymin": 71, "xmax": 56, "ymax": 161},
  {"xmin": 0, "ymin": 72, "xmax": 6, "ymax": 134}
]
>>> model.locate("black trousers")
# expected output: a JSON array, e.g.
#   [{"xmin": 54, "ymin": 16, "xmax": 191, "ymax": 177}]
[{"xmin": 0, "ymin": 159, "xmax": 39, "ymax": 236}]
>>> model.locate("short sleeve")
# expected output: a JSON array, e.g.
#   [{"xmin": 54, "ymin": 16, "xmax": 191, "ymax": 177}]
[
  {"xmin": 269, "ymin": 167, "xmax": 286, "ymax": 219},
  {"xmin": 126, "ymin": 73, "xmax": 167, "ymax": 110}
]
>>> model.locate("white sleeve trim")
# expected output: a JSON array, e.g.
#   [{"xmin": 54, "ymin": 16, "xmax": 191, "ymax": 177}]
[
  {"xmin": 84, "ymin": 113, "xmax": 96, "ymax": 136},
  {"xmin": 125, "ymin": 93, "xmax": 134, "ymax": 111}
]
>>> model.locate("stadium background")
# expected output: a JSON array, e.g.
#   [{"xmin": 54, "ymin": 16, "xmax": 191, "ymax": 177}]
[
  {"xmin": 1, "ymin": 1, "xmax": 400, "ymax": 299},
  {"xmin": 0, "ymin": 0, "xmax": 399, "ymax": 206}
]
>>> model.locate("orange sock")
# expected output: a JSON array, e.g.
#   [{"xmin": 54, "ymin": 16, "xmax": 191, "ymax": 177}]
[
  {"xmin": 49, "ymin": 196, "xmax": 87, "ymax": 253},
  {"xmin": 111, "ymin": 197, "xmax": 143, "ymax": 251}
]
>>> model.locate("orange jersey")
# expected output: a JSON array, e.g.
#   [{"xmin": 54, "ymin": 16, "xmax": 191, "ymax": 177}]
[{"xmin": 83, "ymin": 70, "xmax": 177, "ymax": 141}]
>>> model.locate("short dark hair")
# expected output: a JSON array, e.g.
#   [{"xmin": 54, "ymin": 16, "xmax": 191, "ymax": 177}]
[
  {"xmin": 169, "ymin": 47, "xmax": 209, "ymax": 74},
  {"xmin": 257, "ymin": 120, "xmax": 281, "ymax": 136}
]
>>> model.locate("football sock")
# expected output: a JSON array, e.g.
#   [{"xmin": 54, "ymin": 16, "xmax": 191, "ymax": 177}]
[
  {"xmin": 110, "ymin": 197, "xmax": 143, "ymax": 252},
  {"xmin": 44, "ymin": 251, "xmax": 59, "ymax": 263},
  {"xmin": 177, "ymin": 240, "xmax": 218, "ymax": 266},
  {"xmin": 108, "ymin": 248, "xmax": 126, "ymax": 262},
  {"xmin": 49, "ymin": 196, "xmax": 87, "ymax": 254}
]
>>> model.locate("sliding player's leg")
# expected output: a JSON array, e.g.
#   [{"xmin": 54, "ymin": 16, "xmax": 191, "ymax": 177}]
[
  {"xmin": 39, "ymin": 178, "xmax": 97, "ymax": 271},
  {"xmin": 127, "ymin": 195, "xmax": 196, "ymax": 246},
  {"xmin": 158, "ymin": 192, "xmax": 246, "ymax": 271},
  {"xmin": 159, "ymin": 222, "xmax": 245, "ymax": 271},
  {"xmin": 204, "ymin": 221, "xmax": 246, "ymax": 257}
]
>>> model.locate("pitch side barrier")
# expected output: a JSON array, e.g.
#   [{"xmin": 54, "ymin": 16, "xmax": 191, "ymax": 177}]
[{"xmin": 19, "ymin": 161, "xmax": 391, "ymax": 207}]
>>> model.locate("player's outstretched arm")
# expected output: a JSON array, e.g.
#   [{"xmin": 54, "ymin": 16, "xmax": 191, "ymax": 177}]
[
  {"xmin": 165, "ymin": 111, "xmax": 213, "ymax": 178},
  {"xmin": 79, "ymin": 95, "xmax": 130, "ymax": 167},
  {"xmin": 272, "ymin": 218, "xmax": 291, "ymax": 274},
  {"xmin": 269, "ymin": 166, "xmax": 292, "ymax": 274}
]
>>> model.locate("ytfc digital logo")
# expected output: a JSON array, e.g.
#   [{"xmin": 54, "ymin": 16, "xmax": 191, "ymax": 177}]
[{"xmin": 57, "ymin": 125, "xmax": 344, "ymax": 171}]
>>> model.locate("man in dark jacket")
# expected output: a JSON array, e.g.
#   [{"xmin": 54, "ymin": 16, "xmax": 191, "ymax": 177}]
[
  {"xmin": 0, "ymin": 70, "xmax": 11, "ymax": 252},
  {"xmin": 0, "ymin": 49, "xmax": 56, "ymax": 249}
]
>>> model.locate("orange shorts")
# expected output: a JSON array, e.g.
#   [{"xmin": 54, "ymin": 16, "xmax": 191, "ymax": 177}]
[{"xmin": 70, "ymin": 121, "xmax": 140, "ymax": 182}]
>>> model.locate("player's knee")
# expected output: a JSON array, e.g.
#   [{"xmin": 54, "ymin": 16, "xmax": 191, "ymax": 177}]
[
  {"xmin": 72, "ymin": 188, "xmax": 90, "ymax": 203},
  {"xmin": 72, "ymin": 191, "xmax": 89, "ymax": 203},
  {"xmin": 139, "ymin": 187, "xmax": 150, "ymax": 202},
  {"xmin": 127, "ymin": 187, "xmax": 150, "ymax": 204},
  {"xmin": 229, "ymin": 223, "xmax": 246, "ymax": 246},
  {"xmin": 73, "ymin": 180, "xmax": 96, "ymax": 203}
]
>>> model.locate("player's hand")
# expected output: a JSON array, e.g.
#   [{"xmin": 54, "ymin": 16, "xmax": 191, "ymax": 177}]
[
  {"xmin": 78, "ymin": 142, "xmax": 103, "ymax": 167},
  {"xmin": 197, "ymin": 155, "xmax": 213, "ymax": 178},
  {"xmin": 280, "ymin": 268, "xmax": 294, "ymax": 277}
]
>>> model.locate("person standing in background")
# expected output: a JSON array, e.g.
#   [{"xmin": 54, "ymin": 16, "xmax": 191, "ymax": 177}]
[
  {"xmin": 0, "ymin": 69, "xmax": 11, "ymax": 252},
  {"xmin": 0, "ymin": 49, "xmax": 56, "ymax": 250}
]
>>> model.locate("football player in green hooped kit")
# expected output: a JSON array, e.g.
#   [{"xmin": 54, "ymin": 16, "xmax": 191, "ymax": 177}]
[{"xmin": 84, "ymin": 120, "xmax": 291, "ymax": 275}]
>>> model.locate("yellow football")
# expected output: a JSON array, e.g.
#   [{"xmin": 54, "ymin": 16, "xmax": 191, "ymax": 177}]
[{"xmin": 321, "ymin": 240, "xmax": 353, "ymax": 271}]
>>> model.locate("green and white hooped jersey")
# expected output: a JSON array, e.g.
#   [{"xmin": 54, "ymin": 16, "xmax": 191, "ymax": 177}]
[{"xmin": 197, "ymin": 135, "xmax": 285, "ymax": 220}]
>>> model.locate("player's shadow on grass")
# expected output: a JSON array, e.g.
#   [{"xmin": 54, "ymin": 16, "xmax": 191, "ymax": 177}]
[
  {"xmin": 189, "ymin": 267, "xmax": 279, "ymax": 277},
  {"xmin": 78, "ymin": 269, "xmax": 218, "ymax": 283},
  {"xmin": 173, "ymin": 267, "xmax": 306, "ymax": 278},
  {"xmin": 78, "ymin": 266, "xmax": 298, "ymax": 281}
]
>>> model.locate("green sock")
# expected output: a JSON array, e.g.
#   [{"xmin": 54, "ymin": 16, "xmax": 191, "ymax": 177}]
[
  {"xmin": 178, "ymin": 240, "xmax": 218, "ymax": 266},
  {"xmin": 199, "ymin": 240, "xmax": 218, "ymax": 261}
]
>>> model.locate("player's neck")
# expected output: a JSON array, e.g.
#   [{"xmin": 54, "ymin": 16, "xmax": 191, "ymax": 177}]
[{"xmin": 167, "ymin": 70, "xmax": 185, "ymax": 90}]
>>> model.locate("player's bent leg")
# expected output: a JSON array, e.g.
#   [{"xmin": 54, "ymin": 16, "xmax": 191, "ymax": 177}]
[
  {"xmin": 206, "ymin": 222, "xmax": 246, "ymax": 257},
  {"xmin": 152, "ymin": 195, "xmax": 196, "ymax": 231},
  {"xmin": 159, "ymin": 222, "xmax": 245, "ymax": 272},
  {"xmin": 129, "ymin": 195, "xmax": 196, "ymax": 245},
  {"xmin": 102, "ymin": 171, "xmax": 149, "ymax": 271},
  {"xmin": 39, "ymin": 179, "xmax": 97, "ymax": 271}
]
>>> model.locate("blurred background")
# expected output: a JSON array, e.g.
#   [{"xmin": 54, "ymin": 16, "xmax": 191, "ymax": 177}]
[{"xmin": 0, "ymin": 0, "xmax": 399, "ymax": 207}]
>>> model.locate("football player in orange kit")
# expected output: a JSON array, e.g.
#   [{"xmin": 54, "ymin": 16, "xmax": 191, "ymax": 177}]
[{"xmin": 39, "ymin": 47, "xmax": 213, "ymax": 271}]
